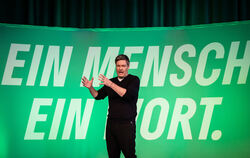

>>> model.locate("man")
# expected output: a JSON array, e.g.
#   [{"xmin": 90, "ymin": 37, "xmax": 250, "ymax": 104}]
[{"xmin": 81, "ymin": 54, "xmax": 140, "ymax": 158}]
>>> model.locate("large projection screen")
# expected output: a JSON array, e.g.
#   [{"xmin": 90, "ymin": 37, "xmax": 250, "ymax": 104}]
[{"xmin": 0, "ymin": 21, "xmax": 250, "ymax": 158}]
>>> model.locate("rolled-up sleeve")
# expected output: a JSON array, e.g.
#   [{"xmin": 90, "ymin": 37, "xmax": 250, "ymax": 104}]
[
  {"xmin": 95, "ymin": 86, "xmax": 108, "ymax": 100},
  {"xmin": 122, "ymin": 77, "xmax": 140, "ymax": 102}
]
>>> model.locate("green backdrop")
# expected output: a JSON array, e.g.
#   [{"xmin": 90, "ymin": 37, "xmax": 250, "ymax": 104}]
[{"xmin": 0, "ymin": 21, "xmax": 250, "ymax": 158}]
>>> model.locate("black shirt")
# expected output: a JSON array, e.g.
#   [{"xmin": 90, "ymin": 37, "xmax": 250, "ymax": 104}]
[{"xmin": 95, "ymin": 74, "xmax": 140, "ymax": 120}]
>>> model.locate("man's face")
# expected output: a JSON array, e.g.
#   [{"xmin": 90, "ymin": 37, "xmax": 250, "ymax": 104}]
[{"xmin": 116, "ymin": 60, "xmax": 129, "ymax": 79}]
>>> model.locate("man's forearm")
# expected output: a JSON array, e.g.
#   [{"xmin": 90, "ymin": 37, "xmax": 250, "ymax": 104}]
[
  {"xmin": 109, "ymin": 82, "xmax": 126, "ymax": 97},
  {"xmin": 88, "ymin": 86, "xmax": 98, "ymax": 98}
]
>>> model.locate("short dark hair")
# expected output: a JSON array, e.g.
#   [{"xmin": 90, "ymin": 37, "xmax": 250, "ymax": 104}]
[{"xmin": 115, "ymin": 54, "xmax": 130, "ymax": 66}]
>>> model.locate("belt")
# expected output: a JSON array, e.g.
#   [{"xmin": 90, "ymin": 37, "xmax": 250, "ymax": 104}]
[{"xmin": 108, "ymin": 117, "xmax": 135, "ymax": 123}]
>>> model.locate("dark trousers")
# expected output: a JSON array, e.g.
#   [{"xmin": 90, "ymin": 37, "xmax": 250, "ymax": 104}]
[{"xmin": 106, "ymin": 119, "xmax": 136, "ymax": 158}]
